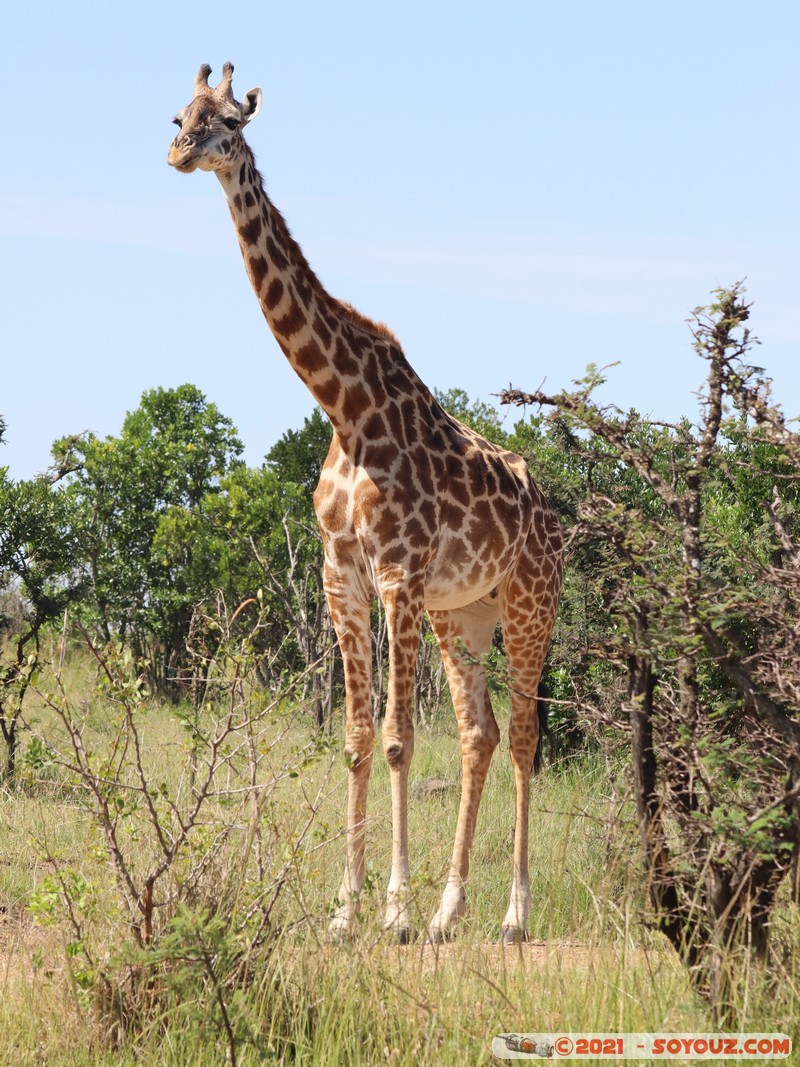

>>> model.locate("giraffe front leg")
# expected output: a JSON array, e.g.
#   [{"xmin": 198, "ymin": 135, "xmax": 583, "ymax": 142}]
[
  {"xmin": 326, "ymin": 589, "xmax": 374, "ymax": 941},
  {"xmin": 380, "ymin": 582, "xmax": 424, "ymax": 942}
]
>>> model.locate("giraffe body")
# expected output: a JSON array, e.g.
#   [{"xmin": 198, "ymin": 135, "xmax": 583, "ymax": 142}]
[{"xmin": 168, "ymin": 64, "xmax": 563, "ymax": 941}]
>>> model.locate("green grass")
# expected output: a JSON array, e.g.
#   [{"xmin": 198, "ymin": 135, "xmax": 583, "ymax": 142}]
[{"xmin": 0, "ymin": 655, "xmax": 798, "ymax": 1065}]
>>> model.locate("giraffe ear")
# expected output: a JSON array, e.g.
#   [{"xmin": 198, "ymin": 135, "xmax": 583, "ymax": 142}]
[{"xmin": 241, "ymin": 87, "xmax": 262, "ymax": 125}]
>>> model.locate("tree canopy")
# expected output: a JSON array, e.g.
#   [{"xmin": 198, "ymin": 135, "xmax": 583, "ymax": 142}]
[{"xmin": 3, "ymin": 290, "xmax": 800, "ymax": 1023}]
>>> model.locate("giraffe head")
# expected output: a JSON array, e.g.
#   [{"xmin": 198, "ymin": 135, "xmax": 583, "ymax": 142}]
[{"xmin": 167, "ymin": 63, "xmax": 261, "ymax": 175}]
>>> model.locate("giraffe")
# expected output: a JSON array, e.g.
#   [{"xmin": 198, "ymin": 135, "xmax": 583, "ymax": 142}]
[{"xmin": 167, "ymin": 63, "xmax": 563, "ymax": 943}]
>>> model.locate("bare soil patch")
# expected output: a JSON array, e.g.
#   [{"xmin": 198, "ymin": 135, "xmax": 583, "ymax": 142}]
[{"xmin": 408, "ymin": 938, "xmax": 647, "ymax": 974}]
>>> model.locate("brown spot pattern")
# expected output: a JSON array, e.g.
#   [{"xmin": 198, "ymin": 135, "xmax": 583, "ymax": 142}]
[{"xmin": 248, "ymin": 254, "xmax": 269, "ymax": 292}]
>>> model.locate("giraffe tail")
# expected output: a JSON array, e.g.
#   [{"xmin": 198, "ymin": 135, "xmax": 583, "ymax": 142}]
[{"xmin": 533, "ymin": 679, "xmax": 552, "ymax": 774}]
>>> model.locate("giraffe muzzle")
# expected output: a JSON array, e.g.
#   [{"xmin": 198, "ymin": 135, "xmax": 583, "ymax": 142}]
[{"xmin": 167, "ymin": 137, "xmax": 200, "ymax": 171}]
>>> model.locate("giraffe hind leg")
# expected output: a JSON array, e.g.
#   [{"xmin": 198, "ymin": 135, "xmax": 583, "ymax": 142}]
[
  {"xmin": 499, "ymin": 519, "xmax": 563, "ymax": 942},
  {"xmin": 427, "ymin": 595, "xmax": 501, "ymax": 942}
]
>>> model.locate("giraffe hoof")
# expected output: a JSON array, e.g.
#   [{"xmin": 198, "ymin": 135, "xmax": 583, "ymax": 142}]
[
  {"xmin": 389, "ymin": 925, "xmax": 414, "ymax": 946},
  {"xmin": 501, "ymin": 926, "xmax": 529, "ymax": 945},
  {"xmin": 327, "ymin": 917, "xmax": 356, "ymax": 943},
  {"xmin": 426, "ymin": 925, "xmax": 456, "ymax": 945}
]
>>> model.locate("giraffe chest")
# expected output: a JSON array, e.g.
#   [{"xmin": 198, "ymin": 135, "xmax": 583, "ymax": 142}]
[{"xmin": 314, "ymin": 445, "xmax": 533, "ymax": 609}]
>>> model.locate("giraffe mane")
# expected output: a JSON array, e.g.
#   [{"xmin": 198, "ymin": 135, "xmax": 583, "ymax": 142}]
[{"xmin": 335, "ymin": 301, "xmax": 399, "ymax": 344}]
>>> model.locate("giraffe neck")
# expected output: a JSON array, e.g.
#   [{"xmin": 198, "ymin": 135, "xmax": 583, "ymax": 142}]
[{"xmin": 218, "ymin": 144, "xmax": 415, "ymax": 435}]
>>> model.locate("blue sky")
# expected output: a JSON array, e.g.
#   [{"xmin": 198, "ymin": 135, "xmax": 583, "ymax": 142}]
[{"xmin": 3, "ymin": 1, "xmax": 799, "ymax": 480}]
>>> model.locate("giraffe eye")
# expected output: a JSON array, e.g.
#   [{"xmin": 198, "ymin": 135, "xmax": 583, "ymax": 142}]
[
  {"xmin": 222, "ymin": 116, "xmax": 240, "ymax": 131},
  {"xmin": 172, "ymin": 117, "xmax": 183, "ymax": 128}
]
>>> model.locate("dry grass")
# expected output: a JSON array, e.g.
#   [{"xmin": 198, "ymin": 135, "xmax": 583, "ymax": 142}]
[{"xmin": 0, "ymin": 653, "xmax": 797, "ymax": 1064}]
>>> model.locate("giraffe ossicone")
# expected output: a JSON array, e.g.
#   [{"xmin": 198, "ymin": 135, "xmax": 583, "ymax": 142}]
[{"xmin": 168, "ymin": 63, "xmax": 564, "ymax": 943}]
